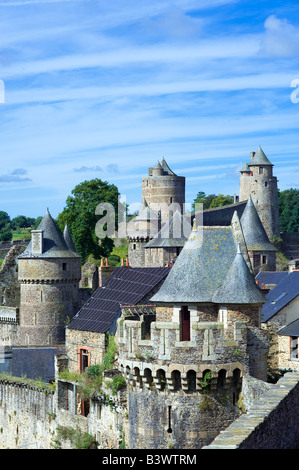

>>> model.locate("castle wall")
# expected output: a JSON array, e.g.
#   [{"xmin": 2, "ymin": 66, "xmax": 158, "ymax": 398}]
[
  {"xmin": 127, "ymin": 387, "xmax": 238, "ymax": 449},
  {"xmin": 0, "ymin": 378, "xmax": 55, "ymax": 449},
  {"xmin": 204, "ymin": 372, "xmax": 299, "ymax": 449}
]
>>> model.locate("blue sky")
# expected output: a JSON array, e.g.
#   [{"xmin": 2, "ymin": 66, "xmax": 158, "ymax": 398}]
[{"xmin": 0, "ymin": 0, "xmax": 298, "ymax": 220}]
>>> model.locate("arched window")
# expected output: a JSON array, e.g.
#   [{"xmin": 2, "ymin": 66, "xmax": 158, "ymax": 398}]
[
  {"xmin": 201, "ymin": 369, "xmax": 211, "ymax": 393},
  {"xmin": 156, "ymin": 369, "xmax": 166, "ymax": 391},
  {"xmin": 144, "ymin": 368, "xmax": 153, "ymax": 387},
  {"xmin": 187, "ymin": 370, "xmax": 196, "ymax": 392},
  {"xmin": 232, "ymin": 368, "xmax": 241, "ymax": 405},
  {"xmin": 217, "ymin": 369, "xmax": 226, "ymax": 391},
  {"xmin": 171, "ymin": 370, "xmax": 181, "ymax": 391}
]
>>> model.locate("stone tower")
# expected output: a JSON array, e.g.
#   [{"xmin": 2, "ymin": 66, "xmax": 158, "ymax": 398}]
[
  {"xmin": 17, "ymin": 209, "xmax": 81, "ymax": 347},
  {"xmin": 128, "ymin": 158, "xmax": 185, "ymax": 267},
  {"xmin": 239, "ymin": 146, "xmax": 280, "ymax": 240},
  {"xmin": 142, "ymin": 157, "xmax": 185, "ymax": 224}
]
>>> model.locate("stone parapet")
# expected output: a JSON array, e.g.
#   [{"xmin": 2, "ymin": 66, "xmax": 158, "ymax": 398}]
[{"xmin": 203, "ymin": 372, "xmax": 299, "ymax": 449}]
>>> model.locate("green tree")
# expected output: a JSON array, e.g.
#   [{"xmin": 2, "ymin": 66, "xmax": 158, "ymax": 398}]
[
  {"xmin": 0, "ymin": 211, "xmax": 12, "ymax": 241},
  {"xmin": 58, "ymin": 179, "xmax": 120, "ymax": 263},
  {"xmin": 192, "ymin": 192, "xmax": 233, "ymax": 211},
  {"xmin": 209, "ymin": 194, "xmax": 234, "ymax": 208},
  {"xmin": 11, "ymin": 215, "xmax": 35, "ymax": 230},
  {"xmin": 278, "ymin": 188, "xmax": 299, "ymax": 233}
]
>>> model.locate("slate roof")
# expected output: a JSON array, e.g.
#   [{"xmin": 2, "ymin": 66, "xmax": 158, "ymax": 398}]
[
  {"xmin": 249, "ymin": 146, "xmax": 273, "ymax": 166},
  {"xmin": 144, "ymin": 210, "xmax": 191, "ymax": 248},
  {"xmin": 240, "ymin": 161, "xmax": 251, "ymax": 172},
  {"xmin": 240, "ymin": 197, "xmax": 276, "ymax": 252},
  {"xmin": 193, "ymin": 200, "xmax": 247, "ymax": 227},
  {"xmin": 212, "ymin": 244, "xmax": 266, "ymax": 304},
  {"xmin": 256, "ymin": 271, "xmax": 289, "ymax": 287},
  {"xmin": 277, "ymin": 319, "xmax": 299, "ymax": 337},
  {"xmin": 261, "ymin": 271, "xmax": 299, "ymax": 322},
  {"xmin": 160, "ymin": 157, "xmax": 176, "ymax": 176},
  {"xmin": 150, "ymin": 221, "xmax": 260, "ymax": 304},
  {"xmin": 19, "ymin": 209, "xmax": 80, "ymax": 259},
  {"xmin": 67, "ymin": 266, "xmax": 170, "ymax": 333}
]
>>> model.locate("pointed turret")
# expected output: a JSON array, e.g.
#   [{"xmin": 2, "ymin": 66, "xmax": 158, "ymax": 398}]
[
  {"xmin": 19, "ymin": 209, "xmax": 80, "ymax": 258},
  {"xmin": 212, "ymin": 243, "xmax": 265, "ymax": 304},
  {"xmin": 240, "ymin": 161, "xmax": 251, "ymax": 173},
  {"xmin": 160, "ymin": 157, "xmax": 176, "ymax": 175},
  {"xmin": 63, "ymin": 224, "xmax": 77, "ymax": 253},
  {"xmin": 249, "ymin": 146, "xmax": 273, "ymax": 167},
  {"xmin": 240, "ymin": 197, "xmax": 276, "ymax": 252}
]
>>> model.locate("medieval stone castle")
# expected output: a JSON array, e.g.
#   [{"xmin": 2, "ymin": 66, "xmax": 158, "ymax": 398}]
[{"xmin": 0, "ymin": 146, "xmax": 299, "ymax": 449}]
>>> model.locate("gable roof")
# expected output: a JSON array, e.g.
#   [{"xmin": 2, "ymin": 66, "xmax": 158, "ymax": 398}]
[
  {"xmin": 261, "ymin": 271, "xmax": 299, "ymax": 322},
  {"xmin": 19, "ymin": 209, "xmax": 80, "ymax": 259},
  {"xmin": 277, "ymin": 319, "xmax": 299, "ymax": 337},
  {"xmin": 67, "ymin": 266, "xmax": 170, "ymax": 334}
]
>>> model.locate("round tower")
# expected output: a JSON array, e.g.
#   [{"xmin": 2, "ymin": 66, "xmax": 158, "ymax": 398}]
[
  {"xmin": 239, "ymin": 146, "xmax": 280, "ymax": 240},
  {"xmin": 142, "ymin": 157, "xmax": 185, "ymax": 225},
  {"xmin": 17, "ymin": 210, "xmax": 81, "ymax": 347}
]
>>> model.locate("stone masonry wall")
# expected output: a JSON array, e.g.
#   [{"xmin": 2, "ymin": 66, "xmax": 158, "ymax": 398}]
[
  {"xmin": 204, "ymin": 372, "xmax": 299, "ymax": 449},
  {"xmin": 0, "ymin": 378, "xmax": 55, "ymax": 449}
]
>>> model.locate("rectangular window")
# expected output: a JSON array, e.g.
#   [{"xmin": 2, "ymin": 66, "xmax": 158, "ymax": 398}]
[
  {"xmin": 79, "ymin": 349, "xmax": 89, "ymax": 372},
  {"xmin": 290, "ymin": 337, "xmax": 298, "ymax": 360},
  {"xmin": 262, "ymin": 255, "xmax": 268, "ymax": 265},
  {"xmin": 180, "ymin": 306, "xmax": 190, "ymax": 341},
  {"xmin": 62, "ymin": 262, "xmax": 67, "ymax": 271},
  {"xmin": 219, "ymin": 307, "xmax": 228, "ymax": 328},
  {"xmin": 259, "ymin": 167, "xmax": 264, "ymax": 174}
]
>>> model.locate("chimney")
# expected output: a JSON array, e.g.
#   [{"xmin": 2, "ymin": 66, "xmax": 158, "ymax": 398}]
[
  {"xmin": 105, "ymin": 258, "xmax": 109, "ymax": 267},
  {"xmin": 31, "ymin": 230, "xmax": 43, "ymax": 255},
  {"xmin": 126, "ymin": 256, "xmax": 129, "ymax": 266},
  {"xmin": 121, "ymin": 258, "xmax": 124, "ymax": 266},
  {"xmin": 250, "ymin": 151, "xmax": 255, "ymax": 160}
]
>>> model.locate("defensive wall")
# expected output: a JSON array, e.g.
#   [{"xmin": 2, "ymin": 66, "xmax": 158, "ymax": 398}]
[
  {"xmin": 203, "ymin": 371, "xmax": 299, "ymax": 449},
  {"xmin": 0, "ymin": 366, "xmax": 298, "ymax": 448}
]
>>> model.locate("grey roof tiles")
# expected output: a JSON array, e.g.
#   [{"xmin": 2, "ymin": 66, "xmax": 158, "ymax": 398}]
[
  {"xmin": 240, "ymin": 197, "xmax": 276, "ymax": 252},
  {"xmin": 18, "ymin": 209, "xmax": 80, "ymax": 259}
]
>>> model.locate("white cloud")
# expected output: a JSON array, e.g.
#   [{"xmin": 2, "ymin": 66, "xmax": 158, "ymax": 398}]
[{"xmin": 259, "ymin": 15, "xmax": 299, "ymax": 57}]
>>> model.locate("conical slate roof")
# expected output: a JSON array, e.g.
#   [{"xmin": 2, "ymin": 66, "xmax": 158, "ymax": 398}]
[
  {"xmin": 240, "ymin": 197, "xmax": 276, "ymax": 252},
  {"xmin": 240, "ymin": 161, "xmax": 250, "ymax": 172},
  {"xmin": 135, "ymin": 202, "xmax": 160, "ymax": 221},
  {"xmin": 19, "ymin": 209, "xmax": 80, "ymax": 258},
  {"xmin": 151, "ymin": 224, "xmax": 237, "ymax": 304},
  {"xmin": 160, "ymin": 157, "xmax": 176, "ymax": 175},
  {"xmin": 212, "ymin": 244, "xmax": 265, "ymax": 304},
  {"xmin": 63, "ymin": 224, "xmax": 77, "ymax": 253},
  {"xmin": 144, "ymin": 210, "xmax": 191, "ymax": 248},
  {"xmin": 249, "ymin": 146, "xmax": 273, "ymax": 166}
]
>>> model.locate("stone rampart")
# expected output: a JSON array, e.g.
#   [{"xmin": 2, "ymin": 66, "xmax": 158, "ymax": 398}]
[
  {"xmin": 0, "ymin": 377, "xmax": 55, "ymax": 449},
  {"xmin": 203, "ymin": 372, "xmax": 299, "ymax": 449}
]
